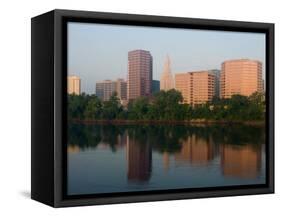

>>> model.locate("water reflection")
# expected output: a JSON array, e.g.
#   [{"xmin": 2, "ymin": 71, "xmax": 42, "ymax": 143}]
[
  {"xmin": 174, "ymin": 135, "xmax": 217, "ymax": 165},
  {"xmin": 126, "ymin": 135, "xmax": 152, "ymax": 182},
  {"xmin": 67, "ymin": 124, "xmax": 265, "ymax": 194},
  {"xmin": 221, "ymin": 144, "xmax": 262, "ymax": 178},
  {"xmin": 67, "ymin": 145, "xmax": 80, "ymax": 154}
]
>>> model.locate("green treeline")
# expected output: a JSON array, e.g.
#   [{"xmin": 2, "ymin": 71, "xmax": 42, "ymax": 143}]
[{"xmin": 68, "ymin": 89, "xmax": 265, "ymax": 121}]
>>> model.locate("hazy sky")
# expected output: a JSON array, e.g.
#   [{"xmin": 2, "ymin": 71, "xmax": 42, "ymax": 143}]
[{"xmin": 67, "ymin": 22, "xmax": 266, "ymax": 94}]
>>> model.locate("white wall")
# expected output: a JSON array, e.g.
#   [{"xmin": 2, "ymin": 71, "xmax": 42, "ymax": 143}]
[{"xmin": 0, "ymin": 0, "xmax": 279, "ymax": 216}]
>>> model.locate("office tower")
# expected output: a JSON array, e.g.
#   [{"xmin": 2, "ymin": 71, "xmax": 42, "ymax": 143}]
[
  {"xmin": 160, "ymin": 55, "xmax": 174, "ymax": 91},
  {"xmin": 174, "ymin": 73, "xmax": 192, "ymax": 104},
  {"xmin": 152, "ymin": 80, "xmax": 160, "ymax": 93},
  {"xmin": 208, "ymin": 69, "xmax": 221, "ymax": 97},
  {"xmin": 175, "ymin": 71, "xmax": 215, "ymax": 104},
  {"xmin": 127, "ymin": 50, "xmax": 153, "ymax": 100},
  {"xmin": 116, "ymin": 79, "xmax": 127, "ymax": 100},
  {"xmin": 220, "ymin": 59, "xmax": 263, "ymax": 98},
  {"xmin": 67, "ymin": 75, "xmax": 81, "ymax": 95},
  {"xmin": 96, "ymin": 79, "xmax": 127, "ymax": 101},
  {"xmin": 96, "ymin": 80, "xmax": 117, "ymax": 101}
]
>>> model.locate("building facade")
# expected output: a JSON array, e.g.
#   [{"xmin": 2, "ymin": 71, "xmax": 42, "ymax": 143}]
[
  {"xmin": 175, "ymin": 71, "xmax": 215, "ymax": 105},
  {"xmin": 67, "ymin": 75, "xmax": 81, "ymax": 95},
  {"xmin": 96, "ymin": 79, "xmax": 127, "ymax": 101},
  {"xmin": 127, "ymin": 50, "xmax": 153, "ymax": 100},
  {"xmin": 160, "ymin": 55, "xmax": 174, "ymax": 91},
  {"xmin": 116, "ymin": 79, "xmax": 127, "ymax": 100},
  {"xmin": 208, "ymin": 69, "xmax": 220, "ymax": 98},
  {"xmin": 96, "ymin": 80, "xmax": 117, "ymax": 101},
  {"xmin": 152, "ymin": 80, "xmax": 160, "ymax": 93},
  {"xmin": 220, "ymin": 59, "xmax": 263, "ymax": 98}
]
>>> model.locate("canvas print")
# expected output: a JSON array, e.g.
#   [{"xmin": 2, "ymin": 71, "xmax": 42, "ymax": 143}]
[{"xmin": 66, "ymin": 22, "xmax": 266, "ymax": 196}]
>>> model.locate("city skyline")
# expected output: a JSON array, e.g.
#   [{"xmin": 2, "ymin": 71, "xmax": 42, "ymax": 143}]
[
  {"xmin": 67, "ymin": 22, "xmax": 266, "ymax": 94},
  {"xmin": 68, "ymin": 56, "xmax": 264, "ymax": 105}
]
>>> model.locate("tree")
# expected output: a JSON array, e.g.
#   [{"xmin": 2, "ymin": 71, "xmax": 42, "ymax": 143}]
[
  {"xmin": 67, "ymin": 91, "xmax": 265, "ymax": 122},
  {"xmin": 247, "ymin": 92, "xmax": 265, "ymax": 120},
  {"xmin": 102, "ymin": 92, "xmax": 122, "ymax": 120},
  {"xmin": 84, "ymin": 95, "xmax": 102, "ymax": 119},
  {"xmin": 192, "ymin": 103, "xmax": 211, "ymax": 119},
  {"xmin": 68, "ymin": 93, "xmax": 89, "ymax": 120},
  {"xmin": 128, "ymin": 97, "xmax": 149, "ymax": 120},
  {"xmin": 152, "ymin": 89, "xmax": 183, "ymax": 120},
  {"xmin": 249, "ymin": 92, "xmax": 265, "ymax": 106}
]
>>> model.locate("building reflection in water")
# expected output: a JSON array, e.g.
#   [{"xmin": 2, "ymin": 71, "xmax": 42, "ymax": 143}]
[
  {"xmin": 221, "ymin": 144, "xmax": 261, "ymax": 178},
  {"xmin": 98, "ymin": 132, "xmax": 128, "ymax": 150},
  {"xmin": 67, "ymin": 144, "xmax": 80, "ymax": 154},
  {"xmin": 174, "ymin": 134, "xmax": 216, "ymax": 165},
  {"xmin": 117, "ymin": 133, "xmax": 128, "ymax": 149},
  {"xmin": 126, "ymin": 135, "xmax": 152, "ymax": 182},
  {"xmin": 162, "ymin": 152, "xmax": 170, "ymax": 171},
  {"xmin": 68, "ymin": 124, "xmax": 264, "ymax": 185}
]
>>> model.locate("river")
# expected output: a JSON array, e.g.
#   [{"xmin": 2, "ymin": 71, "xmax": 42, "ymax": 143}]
[{"xmin": 67, "ymin": 124, "xmax": 266, "ymax": 195}]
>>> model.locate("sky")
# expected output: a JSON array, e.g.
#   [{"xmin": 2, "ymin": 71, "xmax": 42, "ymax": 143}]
[{"xmin": 67, "ymin": 22, "xmax": 266, "ymax": 94}]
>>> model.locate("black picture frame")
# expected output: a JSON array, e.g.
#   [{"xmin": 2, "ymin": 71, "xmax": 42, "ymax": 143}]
[{"xmin": 31, "ymin": 9, "xmax": 274, "ymax": 207}]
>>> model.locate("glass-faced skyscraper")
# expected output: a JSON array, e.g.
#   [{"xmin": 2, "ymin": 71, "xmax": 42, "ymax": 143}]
[{"xmin": 127, "ymin": 50, "xmax": 153, "ymax": 100}]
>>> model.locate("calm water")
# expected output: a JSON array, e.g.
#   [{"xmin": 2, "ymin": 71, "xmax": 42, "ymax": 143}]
[{"xmin": 67, "ymin": 124, "xmax": 266, "ymax": 195}]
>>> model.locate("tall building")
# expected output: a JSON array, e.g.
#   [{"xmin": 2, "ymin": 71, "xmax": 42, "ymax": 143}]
[
  {"xmin": 220, "ymin": 59, "xmax": 263, "ymax": 98},
  {"xmin": 175, "ymin": 71, "xmax": 215, "ymax": 105},
  {"xmin": 67, "ymin": 75, "xmax": 81, "ymax": 95},
  {"xmin": 96, "ymin": 79, "xmax": 127, "ymax": 101},
  {"xmin": 96, "ymin": 80, "xmax": 117, "ymax": 101},
  {"xmin": 175, "ymin": 73, "xmax": 192, "ymax": 104},
  {"xmin": 116, "ymin": 79, "xmax": 127, "ymax": 100},
  {"xmin": 127, "ymin": 50, "xmax": 153, "ymax": 100},
  {"xmin": 208, "ymin": 69, "xmax": 220, "ymax": 97},
  {"xmin": 152, "ymin": 80, "xmax": 160, "ymax": 93},
  {"xmin": 160, "ymin": 55, "xmax": 174, "ymax": 91}
]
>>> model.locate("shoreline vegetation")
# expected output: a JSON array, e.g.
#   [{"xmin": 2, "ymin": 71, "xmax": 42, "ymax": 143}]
[
  {"xmin": 70, "ymin": 119, "xmax": 265, "ymax": 126},
  {"xmin": 68, "ymin": 89, "xmax": 265, "ymax": 125}
]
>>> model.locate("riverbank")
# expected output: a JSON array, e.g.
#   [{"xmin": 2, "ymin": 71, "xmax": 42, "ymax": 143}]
[{"xmin": 69, "ymin": 119, "xmax": 265, "ymax": 126}]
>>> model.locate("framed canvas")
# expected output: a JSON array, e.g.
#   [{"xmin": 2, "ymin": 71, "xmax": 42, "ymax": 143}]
[{"xmin": 31, "ymin": 9, "xmax": 274, "ymax": 207}]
